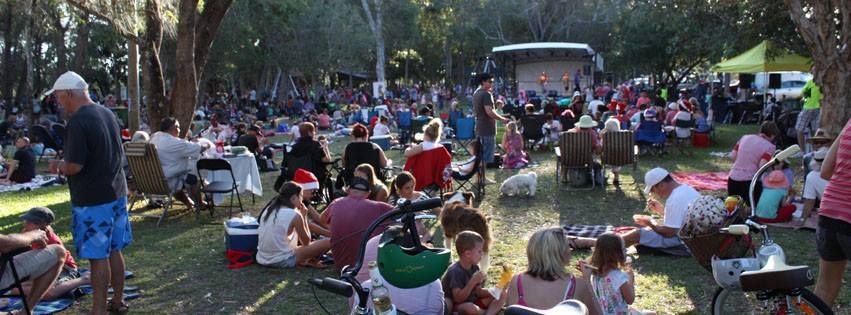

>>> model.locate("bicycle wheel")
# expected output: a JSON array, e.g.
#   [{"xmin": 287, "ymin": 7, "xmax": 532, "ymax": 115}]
[{"xmin": 711, "ymin": 287, "xmax": 834, "ymax": 315}]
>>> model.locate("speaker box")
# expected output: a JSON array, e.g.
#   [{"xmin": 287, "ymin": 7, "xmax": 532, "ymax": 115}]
[
  {"xmin": 769, "ymin": 73, "xmax": 782, "ymax": 89},
  {"xmin": 739, "ymin": 74, "xmax": 754, "ymax": 88}
]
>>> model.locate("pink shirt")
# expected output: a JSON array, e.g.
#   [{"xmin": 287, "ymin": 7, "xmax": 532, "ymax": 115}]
[
  {"xmin": 318, "ymin": 114, "xmax": 331, "ymax": 128},
  {"xmin": 320, "ymin": 196, "xmax": 393, "ymax": 271},
  {"xmin": 729, "ymin": 134, "xmax": 776, "ymax": 181},
  {"xmin": 820, "ymin": 120, "xmax": 851, "ymax": 223}
]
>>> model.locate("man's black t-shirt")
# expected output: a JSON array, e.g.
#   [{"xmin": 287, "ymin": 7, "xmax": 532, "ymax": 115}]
[
  {"xmin": 237, "ymin": 134, "xmax": 260, "ymax": 154},
  {"xmin": 10, "ymin": 148, "xmax": 35, "ymax": 183},
  {"xmin": 64, "ymin": 104, "xmax": 127, "ymax": 206}
]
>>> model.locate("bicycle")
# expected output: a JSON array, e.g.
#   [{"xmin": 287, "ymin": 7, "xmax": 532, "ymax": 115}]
[
  {"xmin": 309, "ymin": 197, "xmax": 445, "ymax": 315},
  {"xmin": 710, "ymin": 145, "xmax": 833, "ymax": 314}
]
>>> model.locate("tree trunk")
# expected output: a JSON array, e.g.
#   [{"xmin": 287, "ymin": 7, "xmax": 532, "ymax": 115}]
[
  {"xmin": 21, "ymin": 0, "xmax": 35, "ymax": 125},
  {"xmin": 784, "ymin": 0, "xmax": 851, "ymax": 136},
  {"xmin": 361, "ymin": 0, "xmax": 385, "ymax": 84},
  {"xmin": 73, "ymin": 14, "xmax": 90, "ymax": 72},
  {"xmin": 171, "ymin": 0, "xmax": 199, "ymax": 137},
  {"xmin": 2, "ymin": 0, "xmax": 15, "ymax": 105},
  {"xmin": 142, "ymin": 0, "xmax": 168, "ymax": 129},
  {"xmin": 128, "ymin": 37, "xmax": 141, "ymax": 132}
]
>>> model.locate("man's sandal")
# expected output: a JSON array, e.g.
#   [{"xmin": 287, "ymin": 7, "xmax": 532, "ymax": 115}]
[{"xmin": 108, "ymin": 301, "xmax": 130, "ymax": 315}]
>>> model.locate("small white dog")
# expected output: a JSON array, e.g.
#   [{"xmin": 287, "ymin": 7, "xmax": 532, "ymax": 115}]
[{"xmin": 499, "ymin": 172, "xmax": 537, "ymax": 196}]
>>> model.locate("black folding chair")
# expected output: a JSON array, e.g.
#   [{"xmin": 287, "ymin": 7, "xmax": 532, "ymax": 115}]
[
  {"xmin": 451, "ymin": 139, "xmax": 485, "ymax": 200},
  {"xmin": 28, "ymin": 125, "xmax": 62, "ymax": 162},
  {"xmin": 196, "ymin": 159, "xmax": 244, "ymax": 218},
  {"xmin": 51, "ymin": 124, "xmax": 66, "ymax": 146},
  {"xmin": 0, "ymin": 247, "xmax": 33, "ymax": 315},
  {"xmin": 520, "ymin": 114, "xmax": 546, "ymax": 150}
]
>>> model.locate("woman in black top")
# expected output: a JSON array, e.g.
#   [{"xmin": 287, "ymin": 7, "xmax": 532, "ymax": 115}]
[
  {"xmin": 341, "ymin": 124, "xmax": 388, "ymax": 184},
  {"xmin": 289, "ymin": 122, "xmax": 332, "ymax": 182}
]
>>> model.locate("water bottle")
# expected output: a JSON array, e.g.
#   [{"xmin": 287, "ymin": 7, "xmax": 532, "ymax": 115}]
[{"xmin": 368, "ymin": 261, "xmax": 395, "ymax": 315}]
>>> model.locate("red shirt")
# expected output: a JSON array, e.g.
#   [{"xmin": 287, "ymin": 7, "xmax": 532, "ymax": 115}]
[
  {"xmin": 820, "ymin": 119, "xmax": 851, "ymax": 223},
  {"xmin": 31, "ymin": 228, "xmax": 77, "ymax": 269},
  {"xmin": 320, "ymin": 197, "xmax": 393, "ymax": 271}
]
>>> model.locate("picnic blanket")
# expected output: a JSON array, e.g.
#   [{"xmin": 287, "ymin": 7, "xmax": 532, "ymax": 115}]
[
  {"xmin": 0, "ymin": 175, "xmax": 61, "ymax": 193},
  {"xmin": 563, "ymin": 224, "xmax": 614, "ymax": 238},
  {"xmin": 763, "ymin": 202, "xmax": 818, "ymax": 230},
  {"xmin": 0, "ymin": 270, "xmax": 138, "ymax": 315},
  {"xmin": 670, "ymin": 171, "xmax": 728, "ymax": 191}
]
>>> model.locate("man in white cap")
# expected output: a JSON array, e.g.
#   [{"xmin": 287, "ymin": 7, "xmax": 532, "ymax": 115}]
[
  {"xmin": 50, "ymin": 71, "xmax": 131, "ymax": 314},
  {"xmin": 622, "ymin": 167, "xmax": 699, "ymax": 254},
  {"xmin": 797, "ymin": 147, "xmax": 829, "ymax": 227}
]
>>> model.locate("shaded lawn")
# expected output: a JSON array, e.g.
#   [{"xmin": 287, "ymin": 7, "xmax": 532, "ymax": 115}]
[{"xmin": 1, "ymin": 124, "xmax": 850, "ymax": 314}]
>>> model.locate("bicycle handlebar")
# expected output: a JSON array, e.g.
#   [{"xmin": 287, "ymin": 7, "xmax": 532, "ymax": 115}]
[{"xmin": 308, "ymin": 277, "xmax": 353, "ymax": 298}]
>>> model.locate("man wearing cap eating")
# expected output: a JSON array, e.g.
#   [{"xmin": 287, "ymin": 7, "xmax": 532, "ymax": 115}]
[
  {"xmin": 797, "ymin": 147, "xmax": 830, "ymax": 227},
  {"xmin": 623, "ymin": 167, "xmax": 700, "ymax": 253},
  {"xmin": 49, "ymin": 71, "xmax": 131, "ymax": 314},
  {"xmin": 320, "ymin": 176, "xmax": 392, "ymax": 271},
  {"xmin": 292, "ymin": 168, "xmax": 330, "ymax": 237}
]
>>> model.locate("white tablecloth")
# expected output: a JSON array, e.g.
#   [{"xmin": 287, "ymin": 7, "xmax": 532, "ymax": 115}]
[{"xmin": 207, "ymin": 154, "xmax": 263, "ymax": 205}]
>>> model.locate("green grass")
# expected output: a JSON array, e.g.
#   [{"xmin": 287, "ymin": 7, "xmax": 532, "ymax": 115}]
[{"xmin": 2, "ymin": 123, "xmax": 850, "ymax": 314}]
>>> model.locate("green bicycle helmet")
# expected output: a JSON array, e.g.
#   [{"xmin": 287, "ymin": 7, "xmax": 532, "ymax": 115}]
[{"xmin": 377, "ymin": 225, "xmax": 450, "ymax": 289}]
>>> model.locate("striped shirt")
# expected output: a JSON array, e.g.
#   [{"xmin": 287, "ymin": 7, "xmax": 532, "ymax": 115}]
[
  {"xmin": 729, "ymin": 134, "xmax": 776, "ymax": 181},
  {"xmin": 820, "ymin": 119, "xmax": 851, "ymax": 223}
]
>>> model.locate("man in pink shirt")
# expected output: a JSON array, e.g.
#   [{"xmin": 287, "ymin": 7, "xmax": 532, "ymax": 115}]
[
  {"xmin": 814, "ymin": 119, "xmax": 851, "ymax": 306},
  {"xmin": 320, "ymin": 177, "xmax": 393, "ymax": 271},
  {"xmin": 728, "ymin": 122, "xmax": 780, "ymax": 205}
]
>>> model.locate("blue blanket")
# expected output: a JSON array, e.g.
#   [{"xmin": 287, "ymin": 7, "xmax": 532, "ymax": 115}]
[{"xmin": 0, "ymin": 270, "xmax": 139, "ymax": 314}]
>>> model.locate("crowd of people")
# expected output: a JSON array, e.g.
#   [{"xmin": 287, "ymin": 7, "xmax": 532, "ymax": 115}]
[{"xmin": 3, "ymin": 66, "xmax": 850, "ymax": 315}]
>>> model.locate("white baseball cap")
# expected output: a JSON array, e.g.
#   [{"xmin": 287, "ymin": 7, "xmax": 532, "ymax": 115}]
[
  {"xmin": 644, "ymin": 167, "xmax": 670, "ymax": 194},
  {"xmin": 44, "ymin": 71, "xmax": 88, "ymax": 96}
]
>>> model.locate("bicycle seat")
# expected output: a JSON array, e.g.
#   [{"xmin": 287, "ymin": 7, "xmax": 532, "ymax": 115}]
[
  {"xmin": 504, "ymin": 300, "xmax": 588, "ymax": 315},
  {"xmin": 739, "ymin": 255, "xmax": 814, "ymax": 292}
]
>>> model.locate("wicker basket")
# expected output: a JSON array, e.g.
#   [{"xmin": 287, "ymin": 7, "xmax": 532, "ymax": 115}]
[
  {"xmin": 681, "ymin": 230, "xmax": 753, "ymax": 271},
  {"xmin": 680, "ymin": 201, "xmax": 754, "ymax": 271}
]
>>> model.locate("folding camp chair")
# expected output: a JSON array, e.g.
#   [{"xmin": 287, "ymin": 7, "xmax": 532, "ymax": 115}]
[
  {"xmin": 555, "ymin": 132, "xmax": 597, "ymax": 190},
  {"xmin": 601, "ymin": 131, "xmax": 639, "ymax": 184},
  {"xmin": 403, "ymin": 146, "xmax": 452, "ymax": 197},
  {"xmin": 124, "ymin": 142, "xmax": 176, "ymax": 226},
  {"xmin": 197, "ymin": 159, "xmax": 244, "ymax": 218},
  {"xmin": 397, "ymin": 111, "xmax": 413, "ymax": 143},
  {"xmin": 51, "ymin": 124, "xmax": 66, "ymax": 146},
  {"xmin": 674, "ymin": 118, "xmax": 695, "ymax": 155},
  {"xmin": 520, "ymin": 115, "xmax": 546, "ymax": 150},
  {"xmin": 411, "ymin": 119, "xmax": 429, "ymax": 142},
  {"xmin": 28, "ymin": 125, "xmax": 62, "ymax": 162},
  {"xmin": 0, "ymin": 247, "xmax": 33, "ymax": 315},
  {"xmin": 451, "ymin": 139, "xmax": 485, "ymax": 200},
  {"xmin": 453, "ymin": 117, "xmax": 475, "ymax": 155}
]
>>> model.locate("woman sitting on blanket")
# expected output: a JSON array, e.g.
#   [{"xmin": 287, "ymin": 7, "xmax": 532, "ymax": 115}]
[
  {"xmin": 256, "ymin": 182, "xmax": 331, "ymax": 268},
  {"xmin": 15, "ymin": 207, "xmax": 91, "ymax": 300}
]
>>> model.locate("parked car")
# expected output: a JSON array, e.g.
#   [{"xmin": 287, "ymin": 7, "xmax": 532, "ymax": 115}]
[{"xmin": 769, "ymin": 80, "xmax": 807, "ymax": 100}]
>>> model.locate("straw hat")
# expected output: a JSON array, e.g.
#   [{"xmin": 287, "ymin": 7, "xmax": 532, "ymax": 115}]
[{"xmin": 808, "ymin": 128, "xmax": 833, "ymax": 143}]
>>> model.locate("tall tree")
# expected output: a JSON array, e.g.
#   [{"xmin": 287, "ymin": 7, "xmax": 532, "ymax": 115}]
[
  {"xmin": 784, "ymin": 0, "xmax": 851, "ymax": 135},
  {"xmin": 360, "ymin": 0, "xmax": 385, "ymax": 84},
  {"xmin": 1, "ymin": 0, "xmax": 17, "ymax": 105}
]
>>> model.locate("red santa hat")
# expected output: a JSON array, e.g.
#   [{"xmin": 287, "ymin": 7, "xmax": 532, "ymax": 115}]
[{"xmin": 293, "ymin": 168, "xmax": 319, "ymax": 190}]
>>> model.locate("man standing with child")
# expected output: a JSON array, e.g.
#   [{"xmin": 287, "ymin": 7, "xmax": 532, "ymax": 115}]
[
  {"xmin": 473, "ymin": 73, "xmax": 509, "ymax": 180},
  {"xmin": 51, "ymin": 71, "xmax": 132, "ymax": 315}
]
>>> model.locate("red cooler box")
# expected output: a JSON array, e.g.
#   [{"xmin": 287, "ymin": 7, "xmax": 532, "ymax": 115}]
[{"xmin": 693, "ymin": 133, "xmax": 711, "ymax": 148}]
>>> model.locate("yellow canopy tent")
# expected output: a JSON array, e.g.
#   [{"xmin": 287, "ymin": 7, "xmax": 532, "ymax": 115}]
[
  {"xmin": 712, "ymin": 40, "xmax": 811, "ymax": 123},
  {"xmin": 711, "ymin": 40, "xmax": 811, "ymax": 73}
]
